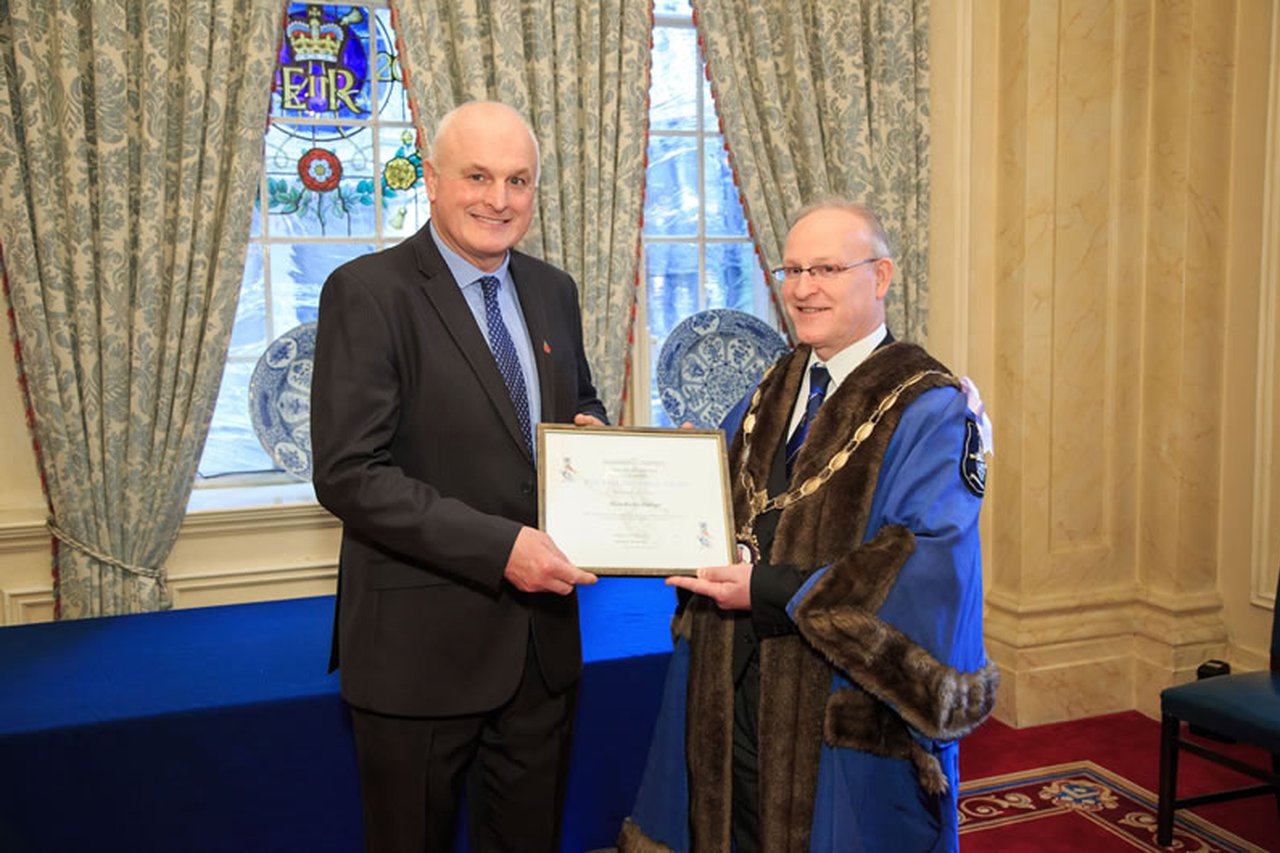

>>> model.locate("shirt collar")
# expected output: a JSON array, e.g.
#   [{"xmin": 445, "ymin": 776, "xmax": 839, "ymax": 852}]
[
  {"xmin": 806, "ymin": 324, "xmax": 888, "ymax": 388},
  {"xmin": 428, "ymin": 220, "xmax": 511, "ymax": 289}
]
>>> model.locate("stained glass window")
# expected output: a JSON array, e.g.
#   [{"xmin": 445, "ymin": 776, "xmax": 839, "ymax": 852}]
[
  {"xmin": 196, "ymin": 1, "xmax": 426, "ymax": 485},
  {"xmin": 192, "ymin": 0, "xmax": 771, "ymax": 502}
]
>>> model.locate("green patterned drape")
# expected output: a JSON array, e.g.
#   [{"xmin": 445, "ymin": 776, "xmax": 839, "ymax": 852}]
[
  {"xmin": 0, "ymin": 0, "xmax": 281, "ymax": 617},
  {"xmin": 391, "ymin": 0, "xmax": 651, "ymax": 420},
  {"xmin": 692, "ymin": 0, "xmax": 930, "ymax": 341}
]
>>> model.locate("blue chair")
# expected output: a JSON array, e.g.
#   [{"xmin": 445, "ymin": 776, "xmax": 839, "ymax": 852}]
[{"xmin": 1156, "ymin": 576, "xmax": 1280, "ymax": 846}]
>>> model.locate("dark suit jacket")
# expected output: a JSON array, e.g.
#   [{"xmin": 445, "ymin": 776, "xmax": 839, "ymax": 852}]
[{"xmin": 311, "ymin": 223, "xmax": 607, "ymax": 718}]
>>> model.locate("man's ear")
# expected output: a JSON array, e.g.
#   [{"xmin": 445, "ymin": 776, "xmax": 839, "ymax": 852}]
[
  {"xmin": 874, "ymin": 258, "xmax": 894, "ymax": 299},
  {"xmin": 423, "ymin": 159, "xmax": 439, "ymax": 202}
]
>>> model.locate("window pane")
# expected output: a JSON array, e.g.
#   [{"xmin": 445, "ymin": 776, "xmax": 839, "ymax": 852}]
[
  {"xmin": 645, "ymin": 242, "xmax": 698, "ymax": 429},
  {"xmin": 653, "ymin": 0, "xmax": 692, "ymax": 16},
  {"xmin": 372, "ymin": 8, "xmax": 411, "ymax": 123},
  {"xmin": 702, "ymin": 73, "xmax": 716, "ymax": 132},
  {"xmin": 269, "ymin": 243, "xmax": 374, "ymax": 335},
  {"xmin": 649, "ymin": 27, "xmax": 698, "ymax": 131},
  {"xmin": 264, "ymin": 125, "xmax": 378, "ymax": 238},
  {"xmin": 229, "ymin": 245, "xmax": 267, "ymax": 358},
  {"xmin": 705, "ymin": 242, "xmax": 765, "ymax": 314},
  {"xmin": 646, "ymin": 242, "xmax": 700, "ymax": 344},
  {"xmin": 275, "ymin": 4, "xmax": 374, "ymax": 121},
  {"xmin": 704, "ymin": 137, "xmax": 749, "ymax": 238},
  {"xmin": 645, "ymin": 135, "xmax": 699, "ymax": 237},
  {"xmin": 198, "ymin": 360, "xmax": 277, "ymax": 478},
  {"xmin": 248, "ymin": 194, "xmax": 263, "ymax": 238}
]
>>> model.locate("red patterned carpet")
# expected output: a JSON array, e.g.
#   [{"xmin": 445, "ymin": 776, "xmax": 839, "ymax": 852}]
[
  {"xmin": 958, "ymin": 712, "xmax": 1280, "ymax": 852},
  {"xmin": 959, "ymin": 761, "xmax": 1264, "ymax": 851}
]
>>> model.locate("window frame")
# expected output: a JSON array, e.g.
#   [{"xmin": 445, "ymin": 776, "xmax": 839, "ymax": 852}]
[
  {"xmin": 192, "ymin": 0, "xmax": 413, "ymax": 509},
  {"xmin": 630, "ymin": 9, "xmax": 775, "ymax": 427}
]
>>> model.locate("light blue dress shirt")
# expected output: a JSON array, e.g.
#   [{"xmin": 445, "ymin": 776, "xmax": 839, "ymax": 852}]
[{"xmin": 428, "ymin": 222, "xmax": 542, "ymax": 451}]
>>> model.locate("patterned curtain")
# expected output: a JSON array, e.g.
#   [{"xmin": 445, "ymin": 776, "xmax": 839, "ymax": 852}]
[
  {"xmin": 0, "ymin": 0, "xmax": 281, "ymax": 618},
  {"xmin": 391, "ymin": 0, "xmax": 652, "ymax": 420},
  {"xmin": 692, "ymin": 0, "xmax": 930, "ymax": 341}
]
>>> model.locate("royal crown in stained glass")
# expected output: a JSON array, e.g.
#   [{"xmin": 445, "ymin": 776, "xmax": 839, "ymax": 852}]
[{"xmin": 277, "ymin": 4, "xmax": 370, "ymax": 119}]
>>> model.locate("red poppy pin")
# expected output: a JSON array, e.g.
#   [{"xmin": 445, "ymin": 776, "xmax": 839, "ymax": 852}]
[{"xmin": 543, "ymin": 341, "xmax": 551, "ymax": 354}]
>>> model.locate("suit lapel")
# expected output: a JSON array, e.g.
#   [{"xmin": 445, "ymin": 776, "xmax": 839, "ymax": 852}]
[
  {"xmin": 412, "ymin": 231, "xmax": 532, "ymax": 461},
  {"xmin": 510, "ymin": 252, "xmax": 556, "ymax": 424}
]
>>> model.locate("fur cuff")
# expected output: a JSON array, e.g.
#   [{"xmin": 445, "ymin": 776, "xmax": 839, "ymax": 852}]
[{"xmin": 794, "ymin": 527, "xmax": 999, "ymax": 741}]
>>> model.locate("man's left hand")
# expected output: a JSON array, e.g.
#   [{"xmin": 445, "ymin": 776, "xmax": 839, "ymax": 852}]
[{"xmin": 667, "ymin": 562, "xmax": 753, "ymax": 610}]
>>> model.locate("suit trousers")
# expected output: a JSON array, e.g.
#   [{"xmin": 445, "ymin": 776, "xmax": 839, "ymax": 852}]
[
  {"xmin": 349, "ymin": 637, "xmax": 576, "ymax": 853},
  {"xmin": 732, "ymin": 650, "xmax": 762, "ymax": 853}
]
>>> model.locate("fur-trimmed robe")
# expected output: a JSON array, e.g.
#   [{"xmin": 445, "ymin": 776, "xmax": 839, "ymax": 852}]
[{"xmin": 620, "ymin": 342, "xmax": 998, "ymax": 853}]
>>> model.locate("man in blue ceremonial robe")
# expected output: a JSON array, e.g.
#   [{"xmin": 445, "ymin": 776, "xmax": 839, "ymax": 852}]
[{"xmin": 619, "ymin": 200, "xmax": 998, "ymax": 852}]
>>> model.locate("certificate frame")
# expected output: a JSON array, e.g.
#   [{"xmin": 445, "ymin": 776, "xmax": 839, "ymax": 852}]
[{"xmin": 537, "ymin": 424, "xmax": 735, "ymax": 576}]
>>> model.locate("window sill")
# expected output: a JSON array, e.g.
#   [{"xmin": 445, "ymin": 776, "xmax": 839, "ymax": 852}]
[{"xmin": 186, "ymin": 480, "xmax": 317, "ymax": 514}]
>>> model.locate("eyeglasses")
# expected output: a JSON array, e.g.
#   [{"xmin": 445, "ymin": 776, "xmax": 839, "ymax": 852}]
[{"xmin": 770, "ymin": 257, "xmax": 881, "ymax": 281}]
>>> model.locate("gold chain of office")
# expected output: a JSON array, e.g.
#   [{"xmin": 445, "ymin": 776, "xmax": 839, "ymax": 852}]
[{"xmin": 734, "ymin": 368, "xmax": 954, "ymax": 561}]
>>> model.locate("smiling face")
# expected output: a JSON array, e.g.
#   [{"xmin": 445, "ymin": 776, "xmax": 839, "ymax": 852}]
[
  {"xmin": 424, "ymin": 102, "xmax": 539, "ymax": 272},
  {"xmin": 781, "ymin": 207, "xmax": 893, "ymax": 361}
]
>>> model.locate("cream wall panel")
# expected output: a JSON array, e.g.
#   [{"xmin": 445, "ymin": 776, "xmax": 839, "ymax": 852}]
[
  {"xmin": 163, "ymin": 505, "xmax": 339, "ymax": 610},
  {"xmin": 1176, "ymin": 1, "xmax": 1231, "ymax": 598},
  {"xmin": 0, "ymin": 508, "xmax": 340, "ymax": 625},
  {"xmin": 0, "ymin": 516, "xmax": 53, "ymax": 625},
  {"xmin": 933, "ymin": 0, "xmax": 1273, "ymax": 726},
  {"xmin": 1049, "ymin": 0, "xmax": 1113, "ymax": 562},
  {"xmin": 1105, "ymin": 0, "xmax": 1148, "ymax": 608},
  {"xmin": 990, "ymin": 0, "xmax": 1128, "ymax": 602},
  {"xmin": 1236, "ymin": 0, "xmax": 1280, "ymax": 655},
  {"xmin": 989, "ymin": 630, "xmax": 1136, "ymax": 724},
  {"xmin": 2, "ymin": 588, "xmax": 54, "ymax": 625},
  {"xmin": 991, "ymin": 1, "xmax": 1032, "ymax": 601},
  {"xmin": 168, "ymin": 563, "xmax": 337, "ymax": 610},
  {"xmin": 1013, "ymin": 656, "xmax": 1132, "ymax": 724}
]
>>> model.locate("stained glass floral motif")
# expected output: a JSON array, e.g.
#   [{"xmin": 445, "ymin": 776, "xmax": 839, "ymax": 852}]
[
  {"xmin": 298, "ymin": 148, "xmax": 343, "ymax": 192},
  {"xmin": 263, "ymin": 125, "xmax": 377, "ymax": 238},
  {"xmin": 379, "ymin": 128, "xmax": 427, "ymax": 238}
]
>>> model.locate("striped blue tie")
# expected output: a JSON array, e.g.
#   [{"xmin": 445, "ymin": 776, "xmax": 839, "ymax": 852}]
[
  {"xmin": 785, "ymin": 364, "xmax": 831, "ymax": 477},
  {"xmin": 478, "ymin": 276, "xmax": 532, "ymax": 453}
]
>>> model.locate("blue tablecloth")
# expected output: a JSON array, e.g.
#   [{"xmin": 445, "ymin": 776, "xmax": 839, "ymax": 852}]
[{"xmin": 0, "ymin": 579, "xmax": 676, "ymax": 853}]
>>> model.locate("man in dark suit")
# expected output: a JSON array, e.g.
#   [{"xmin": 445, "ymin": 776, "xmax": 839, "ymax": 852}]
[{"xmin": 311, "ymin": 100, "xmax": 607, "ymax": 853}]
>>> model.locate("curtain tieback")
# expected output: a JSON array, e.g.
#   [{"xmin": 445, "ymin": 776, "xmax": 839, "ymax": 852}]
[{"xmin": 47, "ymin": 520, "xmax": 166, "ymax": 581}]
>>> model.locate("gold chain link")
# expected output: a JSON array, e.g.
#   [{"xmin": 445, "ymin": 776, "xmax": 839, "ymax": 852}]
[{"xmin": 734, "ymin": 369, "xmax": 953, "ymax": 560}]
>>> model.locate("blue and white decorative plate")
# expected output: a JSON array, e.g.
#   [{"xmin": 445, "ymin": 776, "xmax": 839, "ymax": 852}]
[
  {"xmin": 657, "ymin": 309, "xmax": 789, "ymax": 429},
  {"xmin": 248, "ymin": 322, "xmax": 316, "ymax": 481}
]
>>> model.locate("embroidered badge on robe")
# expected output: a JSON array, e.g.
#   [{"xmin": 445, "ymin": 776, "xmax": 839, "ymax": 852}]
[{"xmin": 962, "ymin": 417, "xmax": 987, "ymax": 497}]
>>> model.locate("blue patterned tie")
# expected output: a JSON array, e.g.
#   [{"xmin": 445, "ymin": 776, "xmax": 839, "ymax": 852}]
[
  {"xmin": 785, "ymin": 364, "xmax": 832, "ymax": 477},
  {"xmin": 478, "ymin": 276, "xmax": 532, "ymax": 453}
]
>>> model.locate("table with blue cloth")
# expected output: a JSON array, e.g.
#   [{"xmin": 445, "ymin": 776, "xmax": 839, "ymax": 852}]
[{"xmin": 0, "ymin": 579, "xmax": 674, "ymax": 853}]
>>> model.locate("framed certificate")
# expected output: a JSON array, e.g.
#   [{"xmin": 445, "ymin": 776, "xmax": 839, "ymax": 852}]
[{"xmin": 537, "ymin": 424, "xmax": 735, "ymax": 575}]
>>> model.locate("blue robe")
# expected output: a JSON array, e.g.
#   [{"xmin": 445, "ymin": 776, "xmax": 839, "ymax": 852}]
[{"xmin": 621, "ymin": 343, "xmax": 996, "ymax": 853}]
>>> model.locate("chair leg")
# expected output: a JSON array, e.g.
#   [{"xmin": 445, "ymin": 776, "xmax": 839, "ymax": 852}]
[
  {"xmin": 1157, "ymin": 713, "xmax": 1180, "ymax": 846},
  {"xmin": 1272, "ymin": 752, "xmax": 1280, "ymax": 816}
]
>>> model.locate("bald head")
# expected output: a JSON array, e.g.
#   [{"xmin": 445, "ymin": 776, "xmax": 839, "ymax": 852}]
[{"xmin": 431, "ymin": 101, "xmax": 541, "ymax": 185}]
